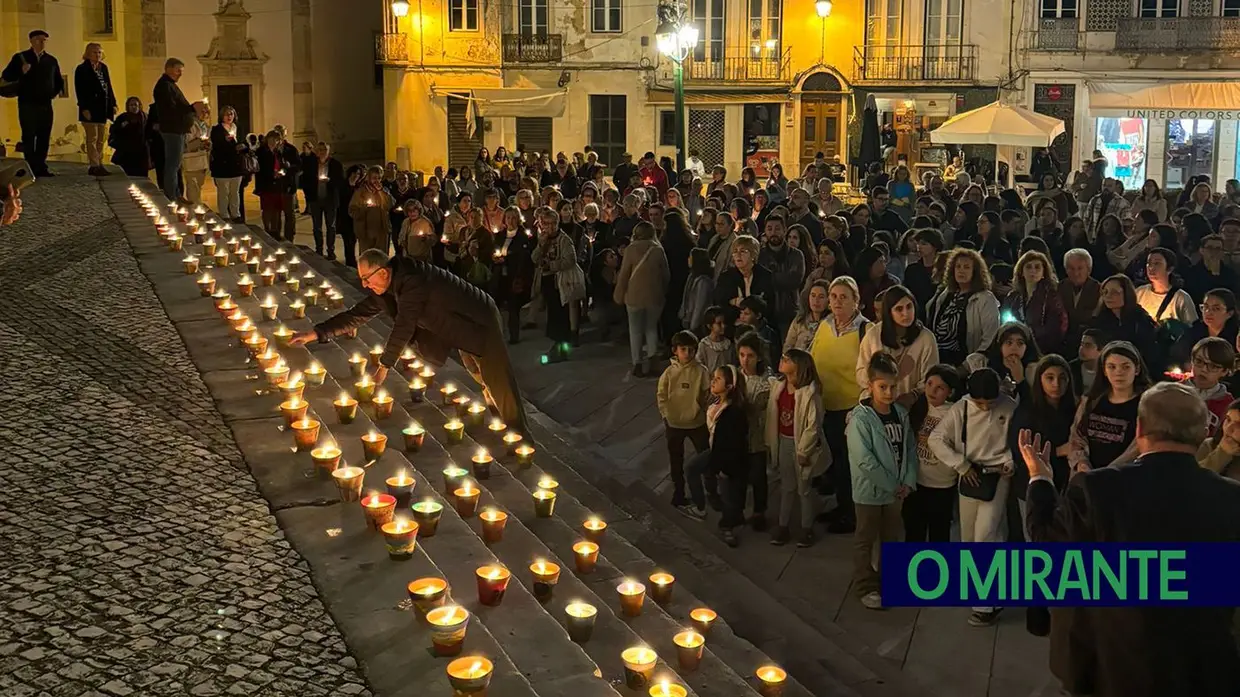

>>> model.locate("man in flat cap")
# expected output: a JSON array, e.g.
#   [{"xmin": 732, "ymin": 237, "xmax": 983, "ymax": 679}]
[{"xmin": 2, "ymin": 30, "xmax": 64, "ymax": 177}]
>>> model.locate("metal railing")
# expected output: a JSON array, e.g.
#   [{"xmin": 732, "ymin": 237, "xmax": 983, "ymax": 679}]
[
  {"xmin": 375, "ymin": 33, "xmax": 409, "ymax": 64},
  {"xmin": 1116, "ymin": 16, "xmax": 1240, "ymax": 51},
  {"xmin": 682, "ymin": 47, "xmax": 793, "ymax": 82},
  {"xmin": 1032, "ymin": 17, "xmax": 1081, "ymax": 50},
  {"xmin": 853, "ymin": 44, "xmax": 978, "ymax": 82},
  {"xmin": 502, "ymin": 33, "xmax": 564, "ymax": 63}
]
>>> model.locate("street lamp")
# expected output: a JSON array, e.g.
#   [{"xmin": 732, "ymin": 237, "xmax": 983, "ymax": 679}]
[
  {"xmin": 656, "ymin": 1, "xmax": 698, "ymax": 172},
  {"xmin": 815, "ymin": 0, "xmax": 832, "ymax": 17},
  {"xmin": 391, "ymin": 0, "xmax": 410, "ymax": 17},
  {"xmin": 814, "ymin": 0, "xmax": 832, "ymax": 65}
]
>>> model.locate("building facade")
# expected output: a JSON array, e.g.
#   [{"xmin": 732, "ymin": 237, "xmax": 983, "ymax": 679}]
[
  {"xmin": 1, "ymin": 0, "xmax": 383, "ymax": 162},
  {"xmin": 1020, "ymin": 0, "xmax": 1240, "ymax": 190}
]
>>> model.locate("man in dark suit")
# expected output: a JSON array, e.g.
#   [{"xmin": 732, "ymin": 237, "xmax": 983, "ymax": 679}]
[
  {"xmin": 2, "ymin": 30, "xmax": 64, "ymax": 177},
  {"xmin": 300, "ymin": 141, "xmax": 346, "ymax": 260},
  {"xmin": 291, "ymin": 250, "xmax": 528, "ymax": 433},
  {"xmin": 1018, "ymin": 382, "xmax": 1240, "ymax": 697}
]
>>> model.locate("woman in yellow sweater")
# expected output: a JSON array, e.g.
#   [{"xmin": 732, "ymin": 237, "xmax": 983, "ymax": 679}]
[{"xmin": 808, "ymin": 276, "xmax": 871, "ymax": 533}]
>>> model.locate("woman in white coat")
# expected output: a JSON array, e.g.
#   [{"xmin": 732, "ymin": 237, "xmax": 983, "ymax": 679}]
[{"xmin": 766, "ymin": 348, "xmax": 831, "ymax": 547}]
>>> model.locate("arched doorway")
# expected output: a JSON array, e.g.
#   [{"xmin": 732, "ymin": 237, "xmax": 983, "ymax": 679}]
[{"xmin": 799, "ymin": 71, "xmax": 847, "ymax": 174}]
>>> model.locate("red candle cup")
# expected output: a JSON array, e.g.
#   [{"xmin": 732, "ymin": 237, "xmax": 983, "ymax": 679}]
[
  {"xmin": 475, "ymin": 565, "xmax": 512, "ymax": 606},
  {"xmin": 361, "ymin": 493, "xmax": 397, "ymax": 531}
]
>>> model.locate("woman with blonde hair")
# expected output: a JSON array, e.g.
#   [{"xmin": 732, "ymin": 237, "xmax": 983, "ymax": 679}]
[
  {"xmin": 926, "ymin": 248, "xmax": 1001, "ymax": 365},
  {"xmin": 74, "ymin": 42, "xmax": 116, "ymax": 176},
  {"xmin": 1003, "ymin": 250, "xmax": 1068, "ymax": 355}
]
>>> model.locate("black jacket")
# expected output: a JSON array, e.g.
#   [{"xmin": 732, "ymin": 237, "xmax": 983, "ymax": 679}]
[
  {"xmin": 713, "ymin": 264, "xmax": 777, "ymax": 325},
  {"xmin": 707, "ymin": 403, "xmax": 749, "ymax": 477},
  {"xmin": 1, "ymin": 49, "xmax": 63, "ymax": 103},
  {"xmin": 151, "ymin": 74, "xmax": 192, "ymax": 134},
  {"xmin": 1183, "ymin": 261, "xmax": 1238, "ymax": 305},
  {"xmin": 254, "ymin": 143, "xmax": 301, "ymax": 195},
  {"xmin": 208, "ymin": 124, "xmax": 246, "ymax": 178},
  {"xmin": 1090, "ymin": 308, "xmax": 1162, "ymax": 371},
  {"xmin": 299, "ymin": 155, "xmax": 346, "ymax": 204},
  {"xmin": 313, "ymin": 257, "xmax": 502, "ymax": 368},
  {"xmin": 1026, "ymin": 451, "xmax": 1240, "ymax": 697},
  {"xmin": 1169, "ymin": 318, "xmax": 1239, "ymax": 370},
  {"xmin": 73, "ymin": 61, "xmax": 116, "ymax": 123}
]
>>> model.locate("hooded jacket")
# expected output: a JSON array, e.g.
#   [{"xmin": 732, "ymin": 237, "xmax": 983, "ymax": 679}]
[
  {"xmin": 656, "ymin": 358, "xmax": 709, "ymax": 429},
  {"xmin": 846, "ymin": 399, "xmax": 919, "ymax": 506}
]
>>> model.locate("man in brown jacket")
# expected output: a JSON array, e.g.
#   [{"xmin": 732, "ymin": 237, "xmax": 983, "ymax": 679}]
[
  {"xmin": 292, "ymin": 249, "xmax": 527, "ymax": 432},
  {"xmin": 1057, "ymin": 247, "xmax": 1101, "ymax": 360}
]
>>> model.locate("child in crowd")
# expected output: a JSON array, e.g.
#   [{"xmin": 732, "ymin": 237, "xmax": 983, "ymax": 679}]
[
  {"xmin": 591, "ymin": 248, "xmax": 622, "ymax": 341},
  {"xmin": 904, "ymin": 364, "xmax": 962, "ymax": 543},
  {"xmin": 739, "ymin": 295, "xmax": 781, "ymax": 358},
  {"xmin": 767, "ymin": 348, "xmax": 828, "ymax": 547},
  {"xmin": 847, "ymin": 352, "xmax": 919, "ymax": 610},
  {"xmin": 657, "ymin": 331, "xmax": 711, "ymax": 511},
  {"xmin": 682, "ymin": 365, "xmax": 745, "ymax": 523},
  {"xmin": 737, "ymin": 331, "xmax": 771, "ymax": 529},
  {"xmin": 453, "ymin": 237, "xmax": 492, "ymax": 289},
  {"xmin": 1196, "ymin": 398, "xmax": 1240, "ymax": 481},
  {"xmin": 1188, "ymin": 337, "xmax": 1236, "ymax": 438},
  {"xmin": 1069, "ymin": 328, "xmax": 1103, "ymax": 395},
  {"xmin": 680, "ymin": 247, "xmax": 716, "ymax": 333},
  {"xmin": 707, "ymin": 366, "xmax": 750, "ymax": 546},
  {"xmin": 696, "ymin": 306, "xmax": 736, "ymax": 373}
]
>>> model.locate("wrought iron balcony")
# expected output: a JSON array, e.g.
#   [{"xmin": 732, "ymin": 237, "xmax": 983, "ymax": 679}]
[
  {"xmin": 375, "ymin": 32, "xmax": 409, "ymax": 64},
  {"xmin": 1032, "ymin": 17, "xmax": 1081, "ymax": 50},
  {"xmin": 502, "ymin": 33, "xmax": 564, "ymax": 63},
  {"xmin": 1116, "ymin": 17, "xmax": 1240, "ymax": 51},
  {"xmin": 682, "ymin": 47, "xmax": 793, "ymax": 83},
  {"xmin": 853, "ymin": 44, "xmax": 978, "ymax": 83}
]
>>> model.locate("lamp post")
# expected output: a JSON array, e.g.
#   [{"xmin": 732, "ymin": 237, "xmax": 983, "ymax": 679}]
[
  {"xmin": 815, "ymin": 0, "xmax": 832, "ymax": 64},
  {"xmin": 656, "ymin": 2, "xmax": 698, "ymax": 172},
  {"xmin": 391, "ymin": 0, "xmax": 410, "ymax": 17}
]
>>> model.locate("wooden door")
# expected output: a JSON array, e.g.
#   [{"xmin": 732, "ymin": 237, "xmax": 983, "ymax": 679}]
[
  {"xmin": 216, "ymin": 84, "xmax": 252, "ymax": 139},
  {"xmin": 800, "ymin": 98, "xmax": 843, "ymax": 173}
]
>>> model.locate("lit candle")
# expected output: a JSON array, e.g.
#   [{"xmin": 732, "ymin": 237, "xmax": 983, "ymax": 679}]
[
  {"xmin": 411, "ymin": 499, "xmax": 444, "ymax": 537},
  {"xmin": 201, "ymin": 238, "xmax": 217, "ymax": 258},
  {"xmin": 515, "ymin": 444, "xmax": 536, "ymax": 467},
  {"xmin": 236, "ymin": 274, "xmax": 254, "ymax": 297},
  {"xmin": 361, "ymin": 493, "xmax": 397, "ymax": 531},
  {"xmin": 649, "ymin": 572, "xmax": 675, "ymax": 604},
  {"xmin": 260, "ymin": 268, "xmax": 276, "ymax": 286},
  {"xmin": 474, "ymin": 565, "xmax": 511, "ymax": 606},
  {"xmin": 310, "ymin": 443, "xmax": 341, "ymax": 478},
  {"xmin": 616, "ymin": 580, "xmax": 650, "ymax": 619},
  {"xmin": 502, "ymin": 431, "xmax": 524, "ymax": 455},
  {"xmin": 167, "ymin": 234, "xmax": 183, "ymax": 252},
  {"xmin": 565, "ymin": 602, "xmax": 598, "ymax": 643},
  {"xmin": 445, "ymin": 657, "xmax": 492, "ymax": 693},
  {"xmin": 402, "ymin": 421, "xmax": 426, "ymax": 452},
  {"xmin": 408, "ymin": 377, "xmax": 427, "ymax": 403},
  {"xmin": 304, "ymin": 361, "xmax": 326, "ymax": 386},
  {"xmin": 348, "ymin": 352, "xmax": 368, "ymax": 379},
  {"xmin": 354, "ymin": 375, "xmax": 376, "ymax": 402},
  {"xmin": 756, "ymin": 666, "xmax": 788, "ymax": 697},
  {"xmin": 288, "ymin": 417, "xmax": 320, "ymax": 451},
  {"xmin": 529, "ymin": 560, "xmax": 562, "ymax": 602},
  {"xmin": 216, "ymin": 298, "xmax": 237, "ymax": 316},
  {"xmin": 303, "ymin": 288, "xmax": 319, "ymax": 307},
  {"xmin": 211, "ymin": 288, "xmax": 231, "ymax": 309},
  {"xmin": 381, "ymin": 518, "xmax": 419, "ymax": 560},
  {"xmin": 372, "ymin": 389, "xmax": 394, "ymax": 420},
  {"xmin": 361, "ymin": 430, "xmax": 388, "ymax": 461},
  {"xmin": 385, "ymin": 471, "xmax": 416, "ymax": 507},
  {"xmin": 245, "ymin": 256, "xmax": 260, "ymax": 274},
  {"xmin": 487, "ymin": 418, "xmax": 507, "ymax": 435},
  {"xmin": 275, "ymin": 265, "xmax": 289, "ymax": 283},
  {"xmin": 479, "ymin": 507, "xmax": 508, "ymax": 544},
  {"xmin": 233, "ymin": 318, "xmax": 255, "ymax": 335},
  {"xmin": 255, "ymin": 348, "xmax": 281, "ymax": 370},
  {"xmin": 621, "ymin": 646, "xmax": 658, "ymax": 690},
  {"xmin": 285, "ymin": 276, "xmax": 301, "ymax": 294},
  {"xmin": 471, "ymin": 449, "xmax": 493, "ymax": 480},
  {"xmin": 440, "ymin": 382, "xmax": 458, "ymax": 406},
  {"xmin": 532, "ymin": 489, "xmax": 556, "ymax": 518},
  {"xmin": 368, "ymin": 344, "xmax": 384, "ymax": 367},
  {"xmin": 572, "ymin": 540, "xmax": 599, "ymax": 574},
  {"xmin": 183, "ymin": 255, "xmax": 200, "ymax": 274},
  {"xmin": 277, "ymin": 372, "xmax": 305, "ymax": 401},
  {"xmin": 213, "ymin": 248, "xmax": 230, "ymax": 268},
  {"xmin": 331, "ymin": 466, "xmax": 365, "ymax": 501},
  {"xmin": 264, "ymin": 361, "xmax": 291, "ymax": 388},
  {"xmin": 454, "ymin": 482, "xmax": 480, "ymax": 518},
  {"xmin": 673, "ymin": 630, "xmax": 705, "ymax": 671},
  {"xmin": 334, "ymin": 392, "xmax": 359, "ymax": 424},
  {"xmin": 235, "ymin": 245, "xmax": 249, "ymax": 263},
  {"xmin": 197, "ymin": 273, "xmax": 216, "ymax": 296},
  {"xmin": 689, "ymin": 607, "xmax": 718, "ymax": 636},
  {"xmin": 407, "ymin": 577, "xmax": 449, "ymax": 620},
  {"xmin": 537, "ymin": 476, "xmax": 558, "ymax": 494},
  {"xmin": 418, "ymin": 366, "xmax": 435, "ymax": 388},
  {"xmin": 649, "ymin": 681, "xmax": 688, "ymax": 697},
  {"xmin": 425, "ymin": 606, "xmax": 470, "ymax": 657},
  {"xmin": 242, "ymin": 332, "xmax": 268, "ymax": 357},
  {"xmin": 225, "ymin": 237, "xmax": 240, "ymax": 254},
  {"xmin": 444, "ymin": 419, "xmax": 465, "ymax": 444},
  {"xmin": 452, "ymin": 394, "xmax": 472, "ymax": 418},
  {"xmin": 464, "ymin": 401, "xmax": 488, "ymax": 428},
  {"xmin": 257, "ymin": 295, "xmax": 278, "ymax": 322},
  {"xmin": 398, "ymin": 347, "xmax": 417, "ymax": 371},
  {"xmin": 288, "ymin": 298, "xmax": 305, "ymax": 319},
  {"xmin": 279, "ymin": 396, "xmax": 308, "ymax": 426},
  {"xmin": 442, "ymin": 465, "xmax": 469, "ymax": 496},
  {"xmin": 272, "ymin": 325, "xmax": 294, "ymax": 347}
]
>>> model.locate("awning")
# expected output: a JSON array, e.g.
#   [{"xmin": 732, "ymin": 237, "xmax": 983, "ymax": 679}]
[
  {"xmin": 1088, "ymin": 81, "xmax": 1240, "ymax": 118},
  {"xmin": 451, "ymin": 88, "xmax": 568, "ymax": 118}
]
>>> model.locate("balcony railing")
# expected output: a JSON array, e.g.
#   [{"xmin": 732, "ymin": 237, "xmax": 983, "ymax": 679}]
[
  {"xmin": 1116, "ymin": 17, "xmax": 1240, "ymax": 51},
  {"xmin": 1033, "ymin": 17, "xmax": 1081, "ymax": 50},
  {"xmin": 853, "ymin": 44, "xmax": 978, "ymax": 83},
  {"xmin": 502, "ymin": 33, "xmax": 564, "ymax": 63},
  {"xmin": 682, "ymin": 47, "xmax": 793, "ymax": 82},
  {"xmin": 375, "ymin": 33, "xmax": 409, "ymax": 64}
]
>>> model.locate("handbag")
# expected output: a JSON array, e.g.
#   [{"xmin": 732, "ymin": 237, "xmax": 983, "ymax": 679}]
[
  {"xmin": 556, "ymin": 262, "xmax": 587, "ymax": 304},
  {"xmin": 956, "ymin": 401, "xmax": 1002, "ymax": 502}
]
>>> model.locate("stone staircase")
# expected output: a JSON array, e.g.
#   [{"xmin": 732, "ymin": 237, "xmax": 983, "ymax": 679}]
[{"xmin": 109, "ymin": 179, "xmax": 815, "ymax": 697}]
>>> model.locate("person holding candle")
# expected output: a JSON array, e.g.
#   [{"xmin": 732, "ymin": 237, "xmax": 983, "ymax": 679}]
[
  {"xmin": 209, "ymin": 105, "xmax": 246, "ymax": 222},
  {"xmin": 300, "ymin": 141, "xmax": 346, "ymax": 260},
  {"xmin": 398, "ymin": 201, "xmax": 435, "ymax": 264},
  {"xmin": 349, "ymin": 166, "xmax": 395, "ymax": 254},
  {"xmin": 1181, "ymin": 338, "xmax": 1235, "ymax": 439},
  {"xmin": 766, "ymin": 349, "xmax": 828, "ymax": 547},
  {"xmin": 180, "ymin": 101, "xmax": 211, "ymax": 206},
  {"xmin": 291, "ymin": 249, "xmax": 528, "ymax": 433},
  {"xmin": 255, "ymin": 130, "xmax": 300, "ymax": 241},
  {"xmin": 657, "ymin": 331, "xmax": 711, "ymax": 513}
]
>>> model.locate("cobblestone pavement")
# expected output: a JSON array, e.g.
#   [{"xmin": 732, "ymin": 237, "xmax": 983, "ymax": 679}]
[{"xmin": 0, "ymin": 170, "xmax": 370, "ymax": 696}]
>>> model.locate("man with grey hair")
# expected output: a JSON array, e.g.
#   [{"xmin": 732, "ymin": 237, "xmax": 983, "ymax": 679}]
[
  {"xmin": 1057, "ymin": 247, "xmax": 1100, "ymax": 360},
  {"xmin": 152, "ymin": 57, "xmax": 193, "ymax": 202},
  {"xmin": 1018, "ymin": 381, "xmax": 1240, "ymax": 697},
  {"xmin": 290, "ymin": 249, "xmax": 528, "ymax": 432}
]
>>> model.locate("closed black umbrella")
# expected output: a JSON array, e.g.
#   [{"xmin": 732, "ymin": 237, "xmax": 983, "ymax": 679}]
[{"xmin": 858, "ymin": 93, "xmax": 881, "ymax": 175}]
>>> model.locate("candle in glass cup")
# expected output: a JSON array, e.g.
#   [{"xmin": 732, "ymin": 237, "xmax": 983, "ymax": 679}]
[
  {"xmin": 443, "ymin": 465, "xmax": 468, "ymax": 496},
  {"xmin": 332, "ymin": 466, "xmax": 365, "ymax": 501},
  {"xmin": 530, "ymin": 560, "xmax": 561, "ymax": 603},
  {"xmin": 334, "ymin": 393, "xmax": 358, "ymax": 424},
  {"xmin": 361, "ymin": 430, "xmax": 388, "ymax": 461},
  {"xmin": 471, "ymin": 449, "xmax": 493, "ymax": 480},
  {"xmin": 277, "ymin": 373, "xmax": 305, "ymax": 401},
  {"xmin": 446, "ymin": 657, "xmax": 492, "ymax": 694},
  {"xmin": 475, "ymin": 565, "xmax": 512, "ymax": 606},
  {"xmin": 354, "ymin": 375, "xmax": 376, "ymax": 402},
  {"xmin": 411, "ymin": 499, "xmax": 443, "ymax": 536},
  {"xmin": 649, "ymin": 572, "xmax": 675, "ymax": 604},
  {"xmin": 260, "ymin": 269, "xmax": 276, "ymax": 286},
  {"xmin": 465, "ymin": 401, "xmax": 488, "ymax": 427},
  {"xmin": 348, "ymin": 353, "xmax": 367, "ymax": 379},
  {"xmin": 402, "ymin": 422, "xmax": 426, "ymax": 451},
  {"xmin": 515, "ymin": 444, "xmax": 536, "ymax": 467},
  {"xmin": 303, "ymin": 361, "xmax": 326, "ymax": 385},
  {"xmin": 372, "ymin": 390, "xmax": 394, "ymax": 420},
  {"xmin": 479, "ymin": 508, "xmax": 508, "ymax": 543},
  {"xmin": 407, "ymin": 577, "xmax": 448, "ymax": 621},
  {"xmin": 532, "ymin": 489, "xmax": 556, "ymax": 518},
  {"xmin": 673, "ymin": 630, "xmax": 705, "ymax": 671},
  {"xmin": 272, "ymin": 325, "xmax": 294, "ymax": 347},
  {"xmin": 621, "ymin": 647, "xmax": 658, "ymax": 690},
  {"xmin": 264, "ymin": 361, "xmax": 291, "ymax": 387},
  {"xmin": 279, "ymin": 396, "xmax": 308, "ymax": 426},
  {"xmin": 183, "ymin": 255, "xmax": 200, "ymax": 274},
  {"xmin": 440, "ymin": 382, "xmax": 458, "ymax": 406},
  {"xmin": 425, "ymin": 606, "xmax": 470, "ymax": 657},
  {"xmin": 310, "ymin": 443, "xmax": 341, "ymax": 478},
  {"xmin": 617, "ymin": 580, "xmax": 646, "ymax": 616},
  {"xmin": 565, "ymin": 602, "xmax": 598, "ymax": 643},
  {"xmin": 197, "ymin": 274, "xmax": 216, "ymax": 296},
  {"xmin": 756, "ymin": 666, "xmax": 788, "ymax": 697},
  {"xmin": 385, "ymin": 471, "xmax": 416, "ymax": 507},
  {"xmin": 454, "ymin": 482, "xmax": 480, "ymax": 517},
  {"xmin": 288, "ymin": 299, "xmax": 305, "ymax": 318},
  {"xmin": 444, "ymin": 419, "xmax": 465, "ymax": 444},
  {"xmin": 572, "ymin": 541, "xmax": 599, "ymax": 573},
  {"xmin": 408, "ymin": 376, "xmax": 426, "ymax": 402},
  {"xmin": 502, "ymin": 431, "xmax": 524, "ymax": 455},
  {"xmin": 649, "ymin": 681, "xmax": 688, "ymax": 697},
  {"xmin": 689, "ymin": 608, "xmax": 718, "ymax": 636},
  {"xmin": 380, "ymin": 518, "xmax": 418, "ymax": 559}
]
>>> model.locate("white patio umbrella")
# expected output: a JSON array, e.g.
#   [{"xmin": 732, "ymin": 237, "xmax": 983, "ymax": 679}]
[{"xmin": 931, "ymin": 101, "xmax": 1065, "ymax": 187}]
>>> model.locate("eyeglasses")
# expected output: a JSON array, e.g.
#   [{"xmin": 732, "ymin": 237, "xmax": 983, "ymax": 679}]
[
  {"xmin": 1192, "ymin": 356, "xmax": 1225, "ymax": 372},
  {"xmin": 358, "ymin": 266, "xmax": 385, "ymax": 284}
]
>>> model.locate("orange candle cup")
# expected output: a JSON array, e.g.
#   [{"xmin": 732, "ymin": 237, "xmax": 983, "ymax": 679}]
[
  {"xmin": 466, "ymin": 401, "xmax": 488, "ymax": 427},
  {"xmin": 475, "ymin": 565, "xmax": 512, "ymax": 606},
  {"xmin": 183, "ymin": 255, "xmax": 200, "ymax": 274},
  {"xmin": 649, "ymin": 682, "xmax": 689, "ymax": 697},
  {"xmin": 372, "ymin": 390, "xmax": 394, "ymax": 420},
  {"xmin": 255, "ymin": 349, "xmax": 281, "ymax": 370},
  {"xmin": 236, "ymin": 275, "xmax": 255, "ymax": 297},
  {"xmin": 454, "ymin": 483, "xmax": 480, "ymax": 518},
  {"xmin": 572, "ymin": 541, "xmax": 600, "ymax": 574},
  {"xmin": 260, "ymin": 269, "xmax": 276, "ymax": 287},
  {"xmin": 532, "ymin": 489, "xmax": 556, "ymax": 518},
  {"xmin": 536, "ymin": 477, "xmax": 558, "ymax": 495},
  {"xmin": 411, "ymin": 499, "xmax": 444, "ymax": 537},
  {"xmin": 617, "ymin": 581, "xmax": 646, "ymax": 617},
  {"xmin": 440, "ymin": 383, "xmax": 458, "ymax": 406},
  {"xmin": 272, "ymin": 325, "xmax": 294, "ymax": 347},
  {"xmin": 565, "ymin": 602, "xmax": 598, "ymax": 643},
  {"xmin": 689, "ymin": 608, "xmax": 718, "ymax": 637},
  {"xmin": 426, "ymin": 606, "xmax": 470, "ymax": 657},
  {"xmin": 259, "ymin": 296, "xmax": 278, "ymax": 321},
  {"xmin": 233, "ymin": 318, "xmax": 255, "ymax": 336},
  {"xmin": 407, "ymin": 577, "xmax": 448, "ymax": 620},
  {"xmin": 279, "ymin": 397, "xmax": 309, "ymax": 426},
  {"xmin": 347, "ymin": 353, "xmax": 367, "ymax": 379},
  {"xmin": 471, "ymin": 450, "xmax": 493, "ymax": 480},
  {"xmin": 197, "ymin": 274, "xmax": 216, "ymax": 296},
  {"xmin": 381, "ymin": 518, "xmax": 418, "ymax": 559},
  {"xmin": 303, "ymin": 361, "xmax": 326, "ymax": 386},
  {"xmin": 331, "ymin": 466, "xmax": 365, "ymax": 502},
  {"xmin": 530, "ymin": 560, "xmax": 561, "ymax": 603},
  {"xmin": 361, "ymin": 431, "xmax": 388, "ymax": 461},
  {"xmin": 673, "ymin": 630, "xmax": 705, "ymax": 671},
  {"xmin": 310, "ymin": 444, "xmax": 342, "ymax": 478},
  {"xmin": 444, "ymin": 419, "xmax": 465, "ymax": 444},
  {"xmin": 402, "ymin": 422, "xmax": 426, "ymax": 452},
  {"xmin": 621, "ymin": 647, "xmax": 658, "ymax": 690},
  {"xmin": 515, "ymin": 444, "xmax": 535, "ymax": 468},
  {"xmin": 242, "ymin": 333, "xmax": 268, "ymax": 357},
  {"xmin": 417, "ymin": 366, "xmax": 436, "ymax": 389},
  {"xmin": 502, "ymin": 431, "xmax": 524, "ymax": 455},
  {"xmin": 354, "ymin": 376, "xmax": 376, "ymax": 402},
  {"xmin": 479, "ymin": 508, "xmax": 508, "ymax": 544},
  {"xmin": 277, "ymin": 374, "xmax": 305, "ymax": 402},
  {"xmin": 443, "ymin": 465, "xmax": 469, "ymax": 496},
  {"xmin": 452, "ymin": 394, "xmax": 472, "ymax": 418},
  {"xmin": 649, "ymin": 572, "xmax": 675, "ymax": 604},
  {"xmin": 583, "ymin": 517, "xmax": 607, "ymax": 543},
  {"xmin": 487, "ymin": 418, "xmax": 506, "ymax": 436},
  {"xmin": 756, "ymin": 666, "xmax": 788, "ymax": 697},
  {"xmin": 334, "ymin": 393, "xmax": 358, "ymax": 424},
  {"xmin": 368, "ymin": 345, "xmax": 384, "ymax": 368},
  {"xmin": 289, "ymin": 417, "xmax": 319, "ymax": 451},
  {"xmin": 446, "ymin": 657, "xmax": 493, "ymax": 695}
]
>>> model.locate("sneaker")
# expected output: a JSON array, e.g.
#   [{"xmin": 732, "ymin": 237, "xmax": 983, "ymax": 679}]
[
  {"xmin": 721, "ymin": 529, "xmax": 739, "ymax": 548},
  {"xmin": 769, "ymin": 526, "xmax": 790, "ymax": 546},
  {"xmin": 678, "ymin": 505, "xmax": 708, "ymax": 521},
  {"xmin": 706, "ymin": 493, "xmax": 724, "ymax": 513},
  {"xmin": 748, "ymin": 514, "xmax": 768, "ymax": 532},
  {"xmin": 670, "ymin": 494, "xmax": 689, "ymax": 508},
  {"xmin": 968, "ymin": 609, "xmax": 1002, "ymax": 627},
  {"xmin": 860, "ymin": 592, "xmax": 884, "ymax": 610},
  {"xmin": 796, "ymin": 530, "xmax": 816, "ymax": 548}
]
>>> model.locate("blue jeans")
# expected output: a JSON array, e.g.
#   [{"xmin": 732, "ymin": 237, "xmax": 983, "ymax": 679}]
[
  {"xmin": 685, "ymin": 449, "xmax": 719, "ymax": 511},
  {"xmin": 308, "ymin": 200, "xmax": 338, "ymax": 253},
  {"xmin": 160, "ymin": 133, "xmax": 184, "ymax": 201},
  {"xmin": 626, "ymin": 305, "xmax": 660, "ymax": 366}
]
